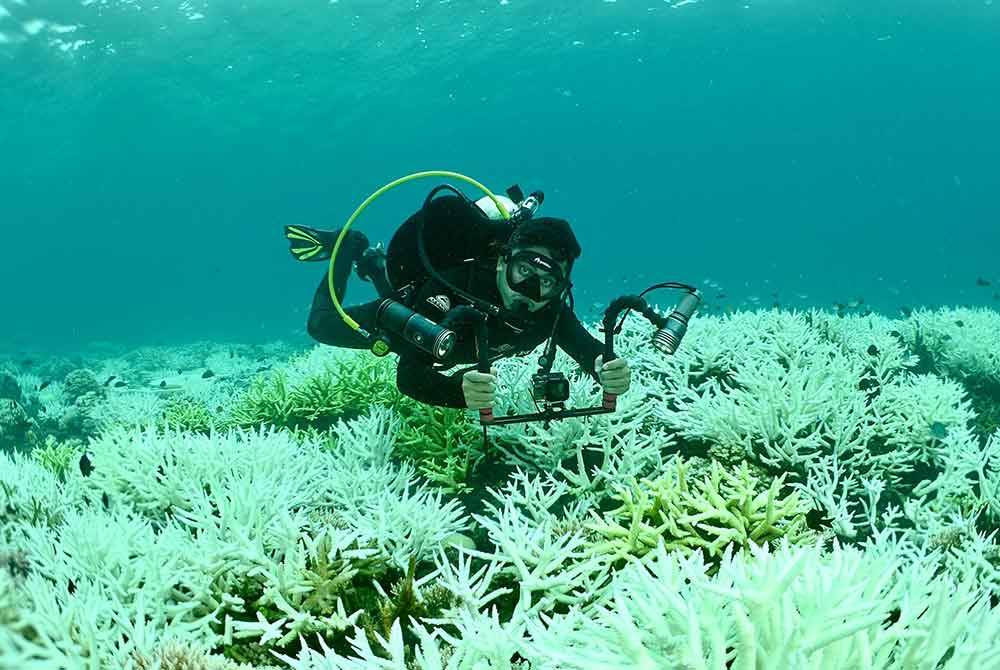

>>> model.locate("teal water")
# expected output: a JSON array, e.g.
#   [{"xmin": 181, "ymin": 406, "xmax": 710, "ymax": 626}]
[{"xmin": 1, "ymin": 0, "xmax": 998, "ymax": 352}]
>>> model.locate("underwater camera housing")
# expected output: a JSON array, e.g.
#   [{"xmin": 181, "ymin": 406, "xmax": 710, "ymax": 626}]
[
  {"xmin": 531, "ymin": 371, "xmax": 571, "ymax": 405},
  {"xmin": 482, "ymin": 284, "xmax": 701, "ymax": 427}
]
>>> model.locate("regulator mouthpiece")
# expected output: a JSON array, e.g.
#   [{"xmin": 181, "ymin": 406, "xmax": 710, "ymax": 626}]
[
  {"xmin": 651, "ymin": 289, "xmax": 701, "ymax": 355},
  {"xmin": 376, "ymin": 300, "xmax": 456, "ymax": 360}
]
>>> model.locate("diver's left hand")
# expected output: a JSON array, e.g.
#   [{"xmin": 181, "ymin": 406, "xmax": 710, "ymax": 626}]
[{"xmin": 595, "ymin": 355, "xmax": 631, "ymax": 395}]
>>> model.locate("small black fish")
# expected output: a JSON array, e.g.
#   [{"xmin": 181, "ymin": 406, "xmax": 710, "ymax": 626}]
[
  {"xmin": 38, "ymin": 380, "xmax": 51, "ymax": 391},
  {"xmin": 255, "ymin": 366, "xmax": 270, "ymax": 373},
  {"xmin": 101, "ymin": 492, "xmax": 110, "ymax": 509},
  {"xmin": 201, "ymin": 369, "xmax": 215, "ymax": 379},
  {"xmin": 859, "ymin": 377, "xmax": 880, "ymax": 403},
  {"xmin": 159, "ymin": 380, "xmax": 167, "ymax": 389},
  {"xmin": 67, "ymin": 578, "xmax": 76, "ymax": 594},
  {"xmin": 79, "ymin": 453, "xmax": 93, "ymax": 477},
  {"xmin": 114, "ymin": 380, "xmax": 127, "ymax": 388},
  {"xmin": 867, "ymin": 344, "xmax": 879, "ymax": 356},
  {"xmin": 177, "ymin": 369, "xmax": 183, "ymax": 374},
  {"xmin": 976, "ymin": 277, "xmax": 991, "ymax": 287},
  {"xmin": 955, "ymin": 320, "xmax": 964, "ymax": 327},
  {"xmin": 103, "ymin": 375, "xmax": 116, "ymax": 386}
]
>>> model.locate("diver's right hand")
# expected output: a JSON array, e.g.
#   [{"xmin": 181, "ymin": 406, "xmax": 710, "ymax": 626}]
[{"xmin": 462, "ymin": 368, "xmax": 497, "ymax": 410}]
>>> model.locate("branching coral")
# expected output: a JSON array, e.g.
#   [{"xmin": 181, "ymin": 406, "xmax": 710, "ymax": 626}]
[
  {"xmin": 0, "ymin": 449, "xmax": 73, "ymax": 539},
  {"xmin": 523, "ymin": 539, "xmax": 1000, "ymax": 670},
  {"xmin": 585, "ymin": 456, "xmax": 815, "ymax": 565},
  {"xmin": 29, "ymin": 435, "xmax": 81, "ymax": 479},
  {"xmin": 900, "ymin": 306, "xmax": 1000, "ymax": 385},
  {"xmin": 0, "ymin": 408, "xmax": 476, "ymax": 668},
  {"xmin": 628, "ymin": 308, "xmax": 1000, "ymax": 543},
  {"xmin": 393, "ymin": 398, "xmax": 485, "ymax": 494},
  {"xmin": 131, "ymin": 639, "xmax": 271, "ymax": 670},
  {"xmin": 159, "ymin": 395, "xmax": 219, "ymax": 434},
  {"xmin": 226, "ymin": 350, "xmax": 401, "ymax": 431}
]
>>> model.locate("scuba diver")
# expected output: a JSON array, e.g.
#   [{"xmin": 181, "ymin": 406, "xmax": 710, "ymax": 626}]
[{"xmin": 288, "ymin": 185, "xmax": 631, "ymax": 412}]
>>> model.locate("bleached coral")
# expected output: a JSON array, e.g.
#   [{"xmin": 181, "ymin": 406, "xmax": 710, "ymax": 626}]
[
  {"xmin": 0, "ymin": 449, "xmax": 79, "ymax": 540},
  {"xmin": 5, "ymin": 308, "xmax": 1000, "ymax": 670},
  {"xmin": 652, "ymin": 310, "xmax": 873, "ymax": 469},
  {"xmin": 524, "ymin": 539, "xmax": 1000, "ymax": 670},
  {"xmin": 90, "ymin": 389, "xmax": 165, "ymax": 430},
  {"xmin": 486, "ymin": 336, "xmax": 657, "ymax": 473},
  {"xmin": 0, "ymin": 408, "xmax": 471, "ymax": 668},
  {"xmin": 907, "ymin": 427, "xmax": 1000, "ymax": 525},
  {"xmin": 629, "ymin": 308, "xmax": 999, "ymax": 543},
  {"xmin": 901, "ymin": 306, "xmax": 1000, "ymax": 384}
]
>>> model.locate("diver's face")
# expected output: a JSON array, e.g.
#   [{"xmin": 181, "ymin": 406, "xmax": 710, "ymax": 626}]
[{"xmin": 496, "ymin": 245, "xmax": 569, "ymax": 314}]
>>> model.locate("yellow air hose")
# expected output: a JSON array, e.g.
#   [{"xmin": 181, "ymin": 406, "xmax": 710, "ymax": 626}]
[{"xmin": 327, "ymin": 170, "xmax": 511, "ymax": 336}]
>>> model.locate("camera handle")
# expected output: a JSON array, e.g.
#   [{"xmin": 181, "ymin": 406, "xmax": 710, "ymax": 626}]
[
  {"xmin": 475, "ymin": 314, "xmax": 493, "ymax": 426},
  {"xmin": 601, "ymin": 325, "xmax": 618, "ymax": 412},
  {"xmin": 476, "ymin": 315, "xmax": 619, "ymax": 428},
  {"xmin": 435, "ymin": 305, "xmax": 493, "ymax": 426}
]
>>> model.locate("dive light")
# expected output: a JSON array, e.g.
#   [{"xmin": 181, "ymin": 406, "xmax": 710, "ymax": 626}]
[
  {"xmin": 598, "ymin": 285, "xmax": 701, "ymax": 412},
  {"xmin": 375, "ymin": 299, "xmax": 456, "ymax": 360},
  {"xmin": 652, "ymin": 289, "xmax": 702, "ymax": 355}
]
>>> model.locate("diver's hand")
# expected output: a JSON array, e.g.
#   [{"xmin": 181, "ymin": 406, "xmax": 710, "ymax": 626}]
[
  {"xmin": 595, "ymin": 356, "xmax": 631, "ymax": 395},
  {"xmin": 462, "ymin": 367, "xmax": 497, "ymax": 410}
]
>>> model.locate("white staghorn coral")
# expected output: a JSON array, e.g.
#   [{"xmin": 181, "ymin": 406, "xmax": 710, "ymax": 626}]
[
  {"xmin": 523, "ymin": 538, "xmax": 1000, "ymax": 670},
  {"xmin": 0, "ymin": 408, "xmax": 470, "ymax": 669},
  {"xmin": 5, "ymin": 308, "xmax": 1000, "ymax": 670},
  {"xmin": 900, "ymin": 307, "xmax": 1000, "ymax": 385},
  {"xmin": 466, "ymin": 494, "xmax": 614, "ymax": 619},
  {"xmin": 486, "ymin": 341, "xmax": 655, "ymax": 474}
]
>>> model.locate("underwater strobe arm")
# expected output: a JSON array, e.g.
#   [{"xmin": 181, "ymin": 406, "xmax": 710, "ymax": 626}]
[
  {"xmin": 598, "ymin": 285, "xmax": 700, "ymax": 410},
  {"xmin": 478, "ymin": 284, "xmax": 700, "ymax": 427}
]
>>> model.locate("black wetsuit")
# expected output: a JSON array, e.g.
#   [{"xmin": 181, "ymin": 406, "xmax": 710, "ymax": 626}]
[{"xmin": 307, "ymin": 256, "xmax": 605, "ymax": 409}]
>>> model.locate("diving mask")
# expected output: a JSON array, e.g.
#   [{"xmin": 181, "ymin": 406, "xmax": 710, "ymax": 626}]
[{"xmin": 505, "ymin": 250, "xmax": 567, "ymax": 302}]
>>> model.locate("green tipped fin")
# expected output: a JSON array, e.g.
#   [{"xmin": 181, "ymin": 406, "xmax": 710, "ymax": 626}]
[{"xmin": 285, "ymin": 225, "xmax": 336, "ymax": 262}]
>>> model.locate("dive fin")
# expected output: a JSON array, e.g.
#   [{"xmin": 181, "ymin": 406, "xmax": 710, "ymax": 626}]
[{"xmin": 284, "ymin": 225, "xmax": 338, "ymax": 262}]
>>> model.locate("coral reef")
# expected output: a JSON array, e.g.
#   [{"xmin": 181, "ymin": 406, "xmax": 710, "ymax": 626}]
[{"xmin": 2, "ymin": 307, "xmax": 1000, "ymax": 670}]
